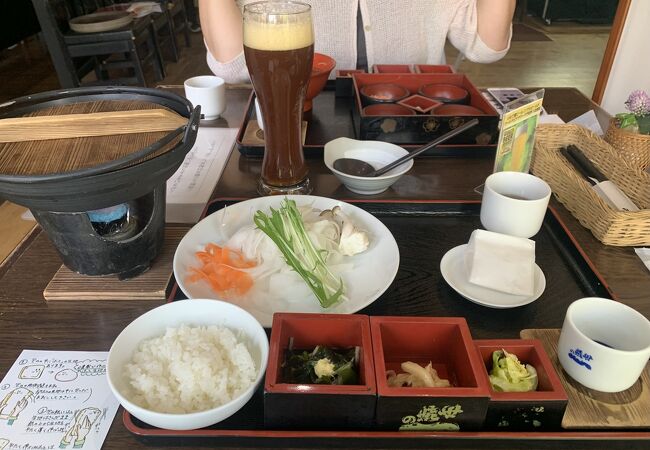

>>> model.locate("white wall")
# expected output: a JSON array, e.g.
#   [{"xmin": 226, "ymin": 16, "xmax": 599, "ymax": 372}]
[{"xmin": 601, "ymin": 0, "xmax": 650, "ymax": 115}]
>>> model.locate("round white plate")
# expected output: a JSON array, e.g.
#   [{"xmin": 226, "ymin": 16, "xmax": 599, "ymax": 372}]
[
  {"xmin": 69, "ymin": 11, "xmax": 134, "ymax": 34},
  {"xmin": 173, "ymin": 195, "xmax": 400, "ymax": 327},
  {"xmin": 440, "ymin": 244, "xmax": 545, "ymax": 309}
]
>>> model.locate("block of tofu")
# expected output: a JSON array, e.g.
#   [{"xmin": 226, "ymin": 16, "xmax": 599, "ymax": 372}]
[{"xmin": 464, "ymin": 229, "xmax": 536, "ymax": 296}]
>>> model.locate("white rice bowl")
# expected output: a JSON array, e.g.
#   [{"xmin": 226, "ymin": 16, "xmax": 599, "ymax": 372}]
[
  {"xmin": 107, "ymin": 299, "xmax": 269, "ymax": 430},
  {"xmin": 125, "ymin": 324, "xmax": 257, "ymax": 414}
]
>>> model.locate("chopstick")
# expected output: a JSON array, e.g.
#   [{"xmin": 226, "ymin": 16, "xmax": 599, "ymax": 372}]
[
  {"xmin": 560, "ymin": 147, "xmax": 598, "ymax": 185},
  {"xmin": 566, "ymin": 145, "xmax": 608, "ymax": 183},
  {"xmin": 560, "ymin": 145, "xmax": 639, "ymax": 212}
]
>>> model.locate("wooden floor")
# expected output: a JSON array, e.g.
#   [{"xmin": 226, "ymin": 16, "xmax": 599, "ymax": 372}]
[
  {"xmin": 0, "ymin": 18, "xmax": 610, "ymax": 265},
  {"xmin": 454, "ymin": 19, "xmax": 610, "ymax": 97}
]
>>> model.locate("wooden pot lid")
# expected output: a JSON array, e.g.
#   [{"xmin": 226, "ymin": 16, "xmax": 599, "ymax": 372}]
[
  {"xmin": 0, "ymin": 99, "xmax": 187, "ymax": 177},
  {"xmin": 0, "ymin": 86, "xmax": 199, "ymax": 212}
]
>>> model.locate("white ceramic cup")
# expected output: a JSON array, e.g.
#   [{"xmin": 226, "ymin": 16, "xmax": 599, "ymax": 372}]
[
  {"xmin": 558, "ymin": 297, "xmax": 650, "ymax": 393},
  {"xmin": 184, "ymin": 75, "xmax": 226, "ymax": 120},
  {"xmin": 480, "ymin": 171, "xmax": 551, "ymax": 238}
]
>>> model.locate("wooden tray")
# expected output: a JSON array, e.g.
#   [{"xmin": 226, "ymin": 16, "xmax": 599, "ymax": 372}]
[
  {"xmin": 520, "ymin": 329, "xmax": 650, "ymax": 429},
  {"xmin": 44, "ymin": 226, "xmax": 188, "ymax": 301},
  {"xmin": 119, "ymin": 200, "xmax": 650, "ymax": 448},
  {"xmin": 240, "ymin": 119, "xmax": 308, "ymax": 148},
  {"xmin": 235, "ymin": 87, "xmax": 498, "ymax": 158}
]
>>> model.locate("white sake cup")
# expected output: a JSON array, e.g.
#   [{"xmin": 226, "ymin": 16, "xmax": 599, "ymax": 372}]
[
  {"xmin": 558, "ymin": 297, "xmax": 650, "ymax": 393},
  {"xmin": 480, "ymin": 171, "xmax": 551, "ymax": 238},
  {"xmin": 184, "ymin": 75, "xmax": 226, "ymax": 120}
]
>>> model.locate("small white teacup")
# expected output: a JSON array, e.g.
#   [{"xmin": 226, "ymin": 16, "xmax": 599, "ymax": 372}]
[
  {"xmin": 558, "ymin": 297, "xmax": 650, "ymax": 393},
  {"xmin": 184, "ymin": 75, "xmax": 226, "ymax": 120},
  {"xmin": 480, "ymin": 171, "xmax": 551, "ymax": 238}
]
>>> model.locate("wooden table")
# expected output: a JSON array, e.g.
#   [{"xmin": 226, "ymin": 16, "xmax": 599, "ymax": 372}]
[{"xmin": 1, "ymin": 87, "xmax": 648, "ymax": 450}]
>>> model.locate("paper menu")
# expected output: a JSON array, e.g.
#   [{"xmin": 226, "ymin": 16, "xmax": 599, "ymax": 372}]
[
  {"xmin": 0, "ymin": 350, "xmax": 119, "ymax": 450},
  {"xmin": 166, "ymin": 127, "xmax": 238, "ymax": 224},
  {"xmin": 493, "ymin": 89, "xmax": 545, "ymax": 173}
]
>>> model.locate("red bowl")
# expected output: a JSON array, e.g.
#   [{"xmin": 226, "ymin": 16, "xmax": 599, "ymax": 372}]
[
  {"xmin": 362, "ymin": 103, "xmax": 416, "ymax": 116},
  {"xmin": 435, "ymin": 104, "xmax": 485, "ymax": 115},
  {"xmin": 304, "ymin": 53, "xmax": 336, "ymax": 112},
  {"xmin": 418, "ymin": 83, "xmax": 469, "ymax": 104},
  {"xmin": 360, "ymin": 83, "xmax": 410, "ymax": 105}
]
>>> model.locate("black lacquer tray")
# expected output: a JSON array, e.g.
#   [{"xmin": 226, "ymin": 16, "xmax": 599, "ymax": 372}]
[
  {"xmin": 235, "ymin": 85, "xmax": 498, "ymax": 158},
  {"xmin": 121, "ymin": 199, "xmax": 650, "ymax": 449}
]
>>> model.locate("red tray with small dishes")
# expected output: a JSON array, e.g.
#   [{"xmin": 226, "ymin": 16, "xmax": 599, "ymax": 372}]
[
  {"xmin": 120, "ymin": 199, "xmax": 649, "ymax": 449},
  {"xmin": 352, "ymin": 73, "xmax": 500, "ymax": 145},
  {"xmin": 235, "ymin": 85, "xmax": 498, "ymax": 158}
]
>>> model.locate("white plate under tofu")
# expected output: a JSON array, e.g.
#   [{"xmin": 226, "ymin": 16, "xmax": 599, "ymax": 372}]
[{"xmin": 440, "ymin": 244, "xmax": 546, "ymax": 309}]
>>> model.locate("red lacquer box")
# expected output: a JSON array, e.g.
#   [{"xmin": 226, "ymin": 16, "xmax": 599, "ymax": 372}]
[
  {"xmin": 414, "ymin": 64, "xmax": 455, "ymax": 73},
  {"xmin": 474, "ymin": 339, "xmax": 568, "ymax": 430},
  {"xmin": 335, "ymin": 68, "xmax": 366, "ymax": 97},
  {"xmin": 370, "ymin": 316, "xmax": 490, "ymax": 431},
  {"xmin": 264, "ymin": 313, "xmax": 376, "ymax": 429},
  {"xmin": 352, "ymin": 73, "xmax": 499, "ymax": 145},
  {"xmin": 373, "ymin": 64, "xmax": 414, "ymax": 73},
  {"xmin": 372, "ymin": 64, "xmax": 455, "ymax": 74}
]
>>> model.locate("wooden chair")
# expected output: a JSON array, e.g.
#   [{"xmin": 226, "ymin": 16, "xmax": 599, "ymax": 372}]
[
  {"xmin": 89, "ymin": 0, "xmax": 183, "ymax": 63},
  {"xmin": 151, "ymin": 3, "xmax": 180, "ymax": 62},
  {"xmin": 163, "ymin": 0, "xmax": 191, "ymax": 51},
  {"xmin": 31, "ymin": 0, "xmax": 165, "ymax": 88},
  {"xmin": 94, "ymin": 0, "xmax": 187, "ymax": 64}
]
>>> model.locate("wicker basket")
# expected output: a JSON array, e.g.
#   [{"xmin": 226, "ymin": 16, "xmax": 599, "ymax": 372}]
[
  {"xmin": 531, "ymin": 124, "xmax": 650, "ymax": 246},
  {"xmin": 604, "ymin": 118, "xmax": 650, "ymax": 170}
]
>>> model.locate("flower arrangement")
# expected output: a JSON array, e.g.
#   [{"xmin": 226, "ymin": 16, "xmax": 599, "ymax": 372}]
[{"xmin": 615, "ymin": 90, "xmax": 650, "ymax": 135}]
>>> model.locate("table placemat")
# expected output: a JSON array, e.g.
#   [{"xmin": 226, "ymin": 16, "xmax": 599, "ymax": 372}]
[
  {"xmin": 520, "ymin": 328, "xmax": 650, "ymax": 429},
  {"xmin": 44, "ymin": 226, "xmax": 189, "ymax": 301},
  {"xmin": 241, "ymin": 119, "xmax": 307, "ymax": 148}
]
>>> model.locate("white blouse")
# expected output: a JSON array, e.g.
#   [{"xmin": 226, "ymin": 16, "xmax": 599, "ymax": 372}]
[{"xmin": 207, "ymin": 0, "xmax": 511, "ymax": 83}]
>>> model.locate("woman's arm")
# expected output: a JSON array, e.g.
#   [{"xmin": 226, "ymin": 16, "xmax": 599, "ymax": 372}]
[
  {"xmin": 198, "ymin": 0, "xmax": 244, "ymax": 63},
  {"xmin": 476, "ymin": 0, "xmax": 516, "ymax": 51}
]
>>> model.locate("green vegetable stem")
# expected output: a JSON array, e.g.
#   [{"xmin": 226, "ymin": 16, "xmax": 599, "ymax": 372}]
[{"xmin": 253, "ymin": 198, "xmax": 344, "ymax": 308}]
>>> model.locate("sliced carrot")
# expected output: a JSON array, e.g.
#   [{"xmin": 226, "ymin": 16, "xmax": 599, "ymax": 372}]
[{"xmin": 187, "ymin": 243, "xmax": 257, "ymax": 299}]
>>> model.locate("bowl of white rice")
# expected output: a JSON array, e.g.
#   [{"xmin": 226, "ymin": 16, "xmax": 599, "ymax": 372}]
[{"xmin": 107, "ymin": 299, "xmax": 269, "ymax": 430}]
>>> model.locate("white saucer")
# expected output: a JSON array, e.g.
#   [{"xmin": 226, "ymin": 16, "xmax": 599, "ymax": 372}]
[{"xmin": 440, "ymin": 244, "xmax": 546, "ymax": 309}]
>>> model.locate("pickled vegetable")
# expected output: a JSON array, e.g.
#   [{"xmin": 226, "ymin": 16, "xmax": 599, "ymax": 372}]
[
  {"xmin": 386, "ymin": 361, "xmax": 451, "ymax": 388},
  {"xmin": 282, "ymin": 345, "xmax": 359, "ymax": 385},
  {"xmin": 489, "ymin": 349, "xmax": 538, "ymax": 392}
]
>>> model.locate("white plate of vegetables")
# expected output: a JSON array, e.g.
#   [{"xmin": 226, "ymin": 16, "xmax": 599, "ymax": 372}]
[{"xmin": 173, "ymin": 195, "xmax": 400, "ymax": 327}]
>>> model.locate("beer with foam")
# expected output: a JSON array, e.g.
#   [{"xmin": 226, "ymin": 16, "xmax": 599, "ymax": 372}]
[{"xmin": 243, "ymin": 1, "xmax": 314, "ymax": 193}]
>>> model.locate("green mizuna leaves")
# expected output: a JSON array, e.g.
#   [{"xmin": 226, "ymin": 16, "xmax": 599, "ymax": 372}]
[{"xmin": 253, "ymin": 199, "xmax": 344, "ymax": 308}]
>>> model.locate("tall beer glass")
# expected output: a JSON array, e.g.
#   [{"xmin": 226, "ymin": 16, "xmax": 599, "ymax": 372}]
[{"xmin": 243, "ymin": 1, "xmax": 314, "ymax": 195}]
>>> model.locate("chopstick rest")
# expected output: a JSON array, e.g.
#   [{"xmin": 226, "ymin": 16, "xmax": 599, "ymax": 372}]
[{"xmin": 0, "ymin": 109, "xmax": 188, "ymax": 143}]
